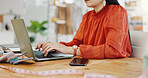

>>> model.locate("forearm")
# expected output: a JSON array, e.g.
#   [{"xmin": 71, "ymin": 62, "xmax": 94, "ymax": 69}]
[{"xmin": 79, "ymin": 44, "xmax": 131, "ymax": 59}]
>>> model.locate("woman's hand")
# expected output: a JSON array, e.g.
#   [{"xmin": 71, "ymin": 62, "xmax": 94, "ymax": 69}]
[
  {"xmin": 35, "ymin": 42, "xmax": 44, "ymax": 51},
  {"xmin": 36, "ymin": 41, "xmax": 74, "ymax": 56}
]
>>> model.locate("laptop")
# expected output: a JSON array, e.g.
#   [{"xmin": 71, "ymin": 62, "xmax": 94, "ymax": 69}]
[{"xmin": 11, "ymin": 19, "xmax": 73, "ymax": 61}]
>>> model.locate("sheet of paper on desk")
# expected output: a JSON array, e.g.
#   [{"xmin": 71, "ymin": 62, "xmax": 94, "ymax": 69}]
[
  {"xmin": 9, "ymin": 47, "xmax": 37, "ymax": 52},
  {"xmin": 9, "ymin": 48, "xmax": 20, "ymax": 52}
]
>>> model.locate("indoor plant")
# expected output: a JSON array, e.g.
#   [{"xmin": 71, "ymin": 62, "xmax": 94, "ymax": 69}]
[{"xmin": 27, "ymin": 20, "xmax": 48, "ymax": 43}]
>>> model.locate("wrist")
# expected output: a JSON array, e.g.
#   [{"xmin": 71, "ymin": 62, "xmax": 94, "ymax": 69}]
[{"xmin": 72, "ymin": 45, "xmax": 78, "ymax": 56}]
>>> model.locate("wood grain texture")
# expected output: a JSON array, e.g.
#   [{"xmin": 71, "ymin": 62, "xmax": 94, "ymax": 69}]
[
  {"xmin": 0, "ymin": 15, "xmax": 3, "ymax": 23},
  {"xmin": 0, "ymin": 58, "xmax": 143, "ymax": 78}
]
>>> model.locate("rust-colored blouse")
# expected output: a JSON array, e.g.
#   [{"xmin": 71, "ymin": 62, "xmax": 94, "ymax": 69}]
[{"xmin": 60, "ymin": 5, "xmax": 132, "ymax": 59}]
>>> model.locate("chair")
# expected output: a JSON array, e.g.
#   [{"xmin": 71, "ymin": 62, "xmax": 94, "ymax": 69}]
[{"xmin": 130, "ymin": 31, "xmax": 148, "ymax": 58}]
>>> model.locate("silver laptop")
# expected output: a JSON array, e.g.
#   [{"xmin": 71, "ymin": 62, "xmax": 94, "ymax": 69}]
[{"xmin": 11, "ymin": 19, "xmax": 73, "ymax": 61}]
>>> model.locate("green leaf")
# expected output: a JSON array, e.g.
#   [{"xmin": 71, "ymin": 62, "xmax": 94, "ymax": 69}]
[
  {"xmin": 27, "ymin": 26, "xmax": 36, "ymax": 33},
  {"xmin": 29, "ymin": 36, "xmax": 35, "ymax": 43},
  {"xmin": 31, "ymin": 21, "xmax": 40, "ymax": 27},
  {"xmin": 28, "ymin": 20, "xmax": 40, "ymax": 33},
  {"xmin": 27, "ymin": 27, "xmax": 32, "ymax": 32},
  {"xmin": 31, "ymin": 20, "xmax": 40, "ymax": 28},
  {"xmin": 39, "ymin": 26, "xmax": 47, "ymax": 31},
  {"xmin": 27, "ymin": 20, "xmax": 48, "ymax": 35},
  {"xmin": 40, "ymin": 21, "xmax": 48, "ymax": 26}
]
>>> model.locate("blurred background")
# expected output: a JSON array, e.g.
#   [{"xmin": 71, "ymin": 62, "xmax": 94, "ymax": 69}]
[{"xmin": 0, "ymin": 0, "xmax": 147, "ymax": 47}]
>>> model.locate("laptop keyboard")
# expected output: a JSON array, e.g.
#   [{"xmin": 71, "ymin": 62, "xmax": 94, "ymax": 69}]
[
  {"xmin": 34, "ymin": 50, "xmax": 73, "ymax": 59},
  {"xmin": 34, "ymin": 50, "xmax": 69, "ymax": 59},
  {"xmin": 34, "ymin": 50, "xmax": 57, "ymax": 58}
]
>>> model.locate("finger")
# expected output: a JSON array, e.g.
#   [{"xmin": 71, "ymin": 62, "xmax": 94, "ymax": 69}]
[
  {"xmin": 35, "ymin": 45, "xmax": 37, "ymax": 49},
  {"xmin": 38, "ymin": 42, "xmax": 44, "ymax": 51},
  {"xmin": 41, "ymin": 42, "xmax": 48, "ymax": 49},
  {"xmin": 44, "ymin": 48, "xmax": 54, "ymax": 56},
  {"xmin": 35, "ymin": 42, "xmax": 43, "ymax": 50},
  {"xmin": 42, "ymin": 42, "xmax": 53, "ymax": 50},
  {"xmin": 42, "ymin": 44, "xmax": 49, "ymax": 51},
  {"xmin": 42, "ymin": 41, "xmax": 51, "ymax": 48},
  {"xmin": 35, "ymin": 43, "xmax": 40, "ymax": 49},
  {"xmin": 43, "ymin": 46, "xmax": 50, "ymax": 54}
]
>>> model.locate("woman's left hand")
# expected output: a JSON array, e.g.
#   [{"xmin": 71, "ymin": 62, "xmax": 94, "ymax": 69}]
[{"xmin": 41, "ymin": 41, "xmax": 74, "ymax": 56}]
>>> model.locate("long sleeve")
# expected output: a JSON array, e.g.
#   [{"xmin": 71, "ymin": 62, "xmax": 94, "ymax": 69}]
[
  {"xmin": 60, "ymin": 5, "xmax": 132, "ymax": 59},
  {"xmin": 60, "ymin": 12, "xmax": 90, "ymax": 46},
  {"xmin": 80, "ymin": 6, "xmax": 132, "ymax": 59}
]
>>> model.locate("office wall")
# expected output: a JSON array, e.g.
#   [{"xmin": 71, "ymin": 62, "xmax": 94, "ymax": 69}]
[
  {"xmin": 0, "ymin": 0, "xmax": 48, "ymax": 45},
  {"xmin": 0, "ymin": 0, "xmax": 24, "ymax": 15},
  {"xmin": 0, "ymin": 0, "xmax": 24, "ymax": 30},
  {"xmin": 23, "ymin": 0, "xmax": 48, "ymax": 26},
  {"xmin": 118, "ymin": 0, "xmax": 125, "ymax": 7},
  {"xmin": 0, "ymin": 0, "xmax": 48, "ymax": 25},
  {"xmin": 143, "ymin": 0, "xmax": 148, "ymax": 32}
]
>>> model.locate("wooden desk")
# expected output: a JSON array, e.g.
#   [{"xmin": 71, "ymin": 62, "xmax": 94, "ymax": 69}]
[{"xmin": 0, "ymin": 58, "xmax": 143, "ymax": 78}]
